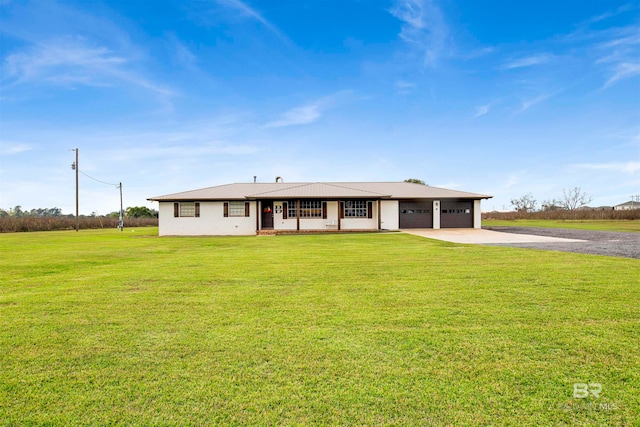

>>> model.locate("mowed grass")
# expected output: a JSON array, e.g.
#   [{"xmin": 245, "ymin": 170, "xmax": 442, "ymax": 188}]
[
  {"xmin": 1, "ymin": 229, "xmax": 638, "ymax": 426},
  {"xmin": 483, "ymin": 219, "xmax": 640, "ymax": 233}
]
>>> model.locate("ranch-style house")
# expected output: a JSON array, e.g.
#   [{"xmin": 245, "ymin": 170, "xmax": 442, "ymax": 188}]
[{"xmin": 148, "ymin": 181, "xmax": 492, "ymax": 236}]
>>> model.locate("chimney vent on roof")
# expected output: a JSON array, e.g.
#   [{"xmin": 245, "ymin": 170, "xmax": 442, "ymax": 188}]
[
  {"xmin": 253, "ymin": 176, "xmax": 257, "ymax": 183},
  {"xmin": 275, "ymin": 176, "xmax": 283, "ymax": 183}
]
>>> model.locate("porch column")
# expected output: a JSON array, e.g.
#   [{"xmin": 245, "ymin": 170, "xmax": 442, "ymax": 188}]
[
  {"xmin": 433, "ymin": 200, "xmax": 440, "ymax": 229},
  {"xmin": 296, "ymin": 199, "xmax": 300, "ymax": 231},
  {"xmin": 256, "ymin": 201, "xmax": 260, "ymax": 231}
]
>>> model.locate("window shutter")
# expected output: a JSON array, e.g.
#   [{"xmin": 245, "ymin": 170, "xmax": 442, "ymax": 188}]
[
  {"xmin": 223, "ymin": 202, "xmax": 229, "ymax": 217},
  {"xmin": 174, "ymin": 203, "xmax": 179, "ymax": 217},
  {"xmin": 322, "ymin": 202, "xmax": 327, "ymax": 219},
  {"xmin": 195, "ymin": 202, "xmax": 200, "ymax": 218},
  {"xmin": 283, "ymin": 202, "xmax": 288, "ymax": 219},
  {"xmin": 367, "ymin": 201, "xmax": 373, "ymax": 219},
  {"xmin": 340, "ymin": 201, "xmax": 344, "ymax": 219},
  {"xmin": 244, "ymin": 202, "xmax": 250, "ymax": 217}
]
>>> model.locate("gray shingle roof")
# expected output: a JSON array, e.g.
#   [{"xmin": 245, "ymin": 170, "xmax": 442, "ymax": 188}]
[{"xmin": 148, "ymin": 182, "xmax": 492, "ymax": 201}]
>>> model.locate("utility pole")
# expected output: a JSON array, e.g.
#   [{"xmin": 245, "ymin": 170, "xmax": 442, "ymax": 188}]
[
  {"xmin": 71, "ymin": 148, "xmax": 79, "ymax": 232},
  {"xmin": 75, "ymin": 148, "xmax": 79, "ymax": 232},
  {"xmin": 118, "ymin": 182, "xmax": 124, "ymax": 231}
]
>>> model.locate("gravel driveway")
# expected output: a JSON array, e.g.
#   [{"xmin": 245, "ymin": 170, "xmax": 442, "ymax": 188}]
[{"xmin": 484, "ymin": 226, "xmax": 640, "ymax": 259}]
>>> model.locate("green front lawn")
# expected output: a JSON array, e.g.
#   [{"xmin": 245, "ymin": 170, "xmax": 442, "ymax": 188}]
[
  {"xmin": 1, "ymin": 228, "xmax": 638, "ymax": 425},
  {"xmin": 483, "ymin": 219, "xmax": 640, "ymax": 232}
]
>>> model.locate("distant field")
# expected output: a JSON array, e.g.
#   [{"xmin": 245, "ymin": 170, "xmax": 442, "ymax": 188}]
[
  {"xmin": 483, "ymin": 219, "xmax": 640, "ymax": 233},
  {"xmin": 1, "ymin": 228, "xmax": 638, "ymax": 425}
]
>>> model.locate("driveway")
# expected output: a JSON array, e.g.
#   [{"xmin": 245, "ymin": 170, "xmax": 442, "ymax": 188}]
[
  {"xmin": 402, "ymin": 228, "xmax": 585, "ymax": 244},
  {"xmin": 402, "ymin": 227, "xmax": 639, "ymax": 259}
]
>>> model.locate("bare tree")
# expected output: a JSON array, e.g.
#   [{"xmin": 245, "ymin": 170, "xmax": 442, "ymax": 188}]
[
  {"xmin": 560, "ymin": 187, "xmax": 592, "ymax": 211},
  {"xmin": 511, "ymin": 193, "xmax": 537, "ymax": 212},
  {"xmin": 541, "ymin": 199, "xmax": 563, "ymax": 211}
]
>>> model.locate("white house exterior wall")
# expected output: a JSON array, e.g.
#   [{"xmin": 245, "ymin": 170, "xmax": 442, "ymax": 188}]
[
  {"xmin": 614, "ymin": 203, "xmax": 638, "ymax": 211},
  {"xmin": 151, "ymin": 182, "xmax": 491, "ymax": 235},
  {"xmin": 272, "ymin": 202, "xmax": 296, "ymax": 230},
  {"xmin": 433, "ymin": 200, "xmax": 440, "ymax": 229},
  {"xmin": 474, "ymin": 200, "xmax": 482, "ymax": 228},
  {"xmin": 158, "ymin": 201, "xmax": 257, "ymax": 236},
  {"xmin": 157, "ymin": 197, "xmax": 484, "ymax": 236},
  {"xmin": 380, "ymin": 200, "xmax": 399, "ymax": 230},
  {"xmin": 325, "ymin": 201, "xmax": 339, "ymax": 230}
]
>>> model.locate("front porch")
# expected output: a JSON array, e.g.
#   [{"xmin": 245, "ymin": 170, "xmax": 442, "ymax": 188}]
[{"xmin": 256, "ymin": 199, "xmax": 382, "ymax": 233}]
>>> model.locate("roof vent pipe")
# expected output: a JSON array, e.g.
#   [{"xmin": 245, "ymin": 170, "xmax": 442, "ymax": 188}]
[
  {"xmin": 275, "ymin": 176, "xmax": 283, "ymax": 183},
  {"xmin": 253, "ymin": 176, "xmax": 257, "ymax": 183}
]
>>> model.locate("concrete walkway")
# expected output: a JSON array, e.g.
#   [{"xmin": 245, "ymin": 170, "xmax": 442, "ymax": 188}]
[{"xmin": 402, "ymin": 228, "xmax": 586, "ymax": 244}]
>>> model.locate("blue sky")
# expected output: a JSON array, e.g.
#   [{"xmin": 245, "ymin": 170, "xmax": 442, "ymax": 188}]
[{"xmin": 1, "ymin": 0, "xmax": 639, "ymax": 214}]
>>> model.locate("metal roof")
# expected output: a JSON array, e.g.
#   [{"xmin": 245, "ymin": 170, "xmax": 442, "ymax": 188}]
[
  {"xmin": 148, "ymin": 182, "xmax": 492, "ymax": 201},
  {"xmin": 615, "ymin": 200, "xmax": 639, "ymax": 207},
  {"xmin": 247, "ymin": 182, "xmax": 390, "ymax": 199}
]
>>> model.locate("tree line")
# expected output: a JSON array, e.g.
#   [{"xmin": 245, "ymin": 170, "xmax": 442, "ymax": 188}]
[
  {"xmin": 510, "ymin": 187, "xmax": 593, "ymax": 212},
  {"xmin": 0, "ymin": 206, "xmax": 159, "ymax": 233},
  {"xmin": 0, "ymin": 205, "xmax": 158, "ymax": 218},
  {"xmin": 484, "ymin": 187, "xmax": 639, "ymax": 221}
]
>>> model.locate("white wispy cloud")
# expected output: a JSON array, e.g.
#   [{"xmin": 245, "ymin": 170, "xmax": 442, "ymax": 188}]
[
  {"xmin": 5, "ymin": 38, "xmax": 125, "ymax": 85},
  {"xmin": 503, "ymin": 174, "xmax": 520, "ymax": 188},
  {"xmin": 0, "ymin": 142, "xmax": 32, "ymax": 155},
  {"xmin": 167, "ymin": 33, "xmax": 198, "ymax": 70},
  {"xmin": 265, "ymin": 104, "xmax": 322, "ymax": 128},
  {"xmin": 394, "ymin": 80, "xmax": 416, "ymax": 94},
  {"xmin": 587, "ymin": 3, "xmax": 639, "ymax": 24},
  {"xmin": 603, "ymin": 62, "xmax": 640, "ymax": 88},
  {"xmin": 216, "ymin": 0, "xmax": 290, "ymax": 45},
  {"xmin": 518, "ymin": 90, "xmax": 561, "ymax": 113},
  {"xmin": 473, "ymin": 103, "xmax": 494, "ymax": 118},
  {"xmin": 598, "ymin": 33, "xmax": 640, "ymax": 51},
  {"xmin": 520, "ymin": 95, "xmax": 549, "ymax": 112},
  {"xmin": 110, "ymin": 142, "xmax": 259, "ymax": 162},
  {"xmin": 389, "ymin": 0, "xmax": 450, "ymax": 67},
  {"xmin": 590, "ymin": 25, "xmax": 640, "ymax": 89},
  {"xmin": 503, "ymin": 54, "xmax": 553, "ymax": 70},
  {"xmin": 574, "ymin": 161, "xmax": 640, "ymax": 174},
  {"xmin": 3, "ymin": 37, "xmax": 175, "ymax": 101},
  {"xmin": 265, "ymin": 91, "xmax": 353, "ymax": 128}
]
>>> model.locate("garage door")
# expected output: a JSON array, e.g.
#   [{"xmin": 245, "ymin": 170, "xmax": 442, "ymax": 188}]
[
  {"xmin": 399, "ymin": 201, "xmax": 433, "ymax": 228},
  {"xmin": 441, "ymin": 200, "xmax": 473, "ymax": 228}
]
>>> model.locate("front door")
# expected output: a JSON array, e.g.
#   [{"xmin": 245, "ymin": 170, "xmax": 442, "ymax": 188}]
[{"xmin": 262, "ymin": 201, "xmax": 274, "ymax": 229}]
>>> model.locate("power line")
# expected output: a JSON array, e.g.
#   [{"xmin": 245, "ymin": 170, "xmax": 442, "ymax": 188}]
[
  {"xmin": 78, "ymin": 170, "xmax": 119, "ymax": 187},
  {"xmin": 70, "ymin": 149, "xmax": 125, "ymax": 231}
]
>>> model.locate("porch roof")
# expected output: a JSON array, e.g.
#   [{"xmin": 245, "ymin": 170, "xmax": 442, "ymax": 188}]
[{"xmin": 246, "ymin": 182, "xmax": 389, "ymax": 199}]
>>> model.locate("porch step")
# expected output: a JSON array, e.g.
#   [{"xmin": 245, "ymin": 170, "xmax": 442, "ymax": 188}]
[{"xmin": 257, "ymin": 229, "xmax": 381, "ymax": 236}]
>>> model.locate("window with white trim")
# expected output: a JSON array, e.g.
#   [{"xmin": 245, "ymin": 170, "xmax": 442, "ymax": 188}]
[
  {"xmin": 287, "ymin": 201, "xmax": 297, "ymax": 218},
  {"xmin": 300, "ymin": 200, "xmax": 322, "ymax": 218},
  {"xmin": 229, "ymin": 201, "xmax": 247, "ymax": 217},
  {"xmin": 173, "ymin": 202, "xmax": 200, "ymax": 218},
  {"xmin": 283, "ymin": 200, "xmax": 327, "ymax": 219},
  {"xmin": 343, "ymin": 200, "xmax": 368, "ymax": 217},
  {"xmin": 223, "ymin": 202, "xmax": 249, "ymax": 217}
]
